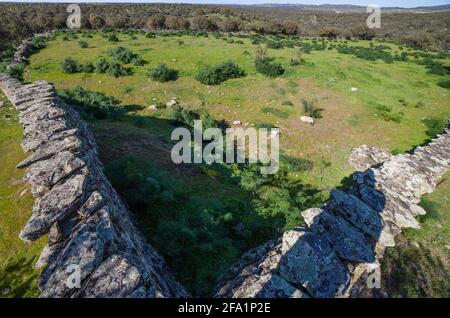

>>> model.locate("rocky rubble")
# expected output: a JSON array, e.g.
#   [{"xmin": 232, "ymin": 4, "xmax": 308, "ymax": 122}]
[
  {"xmin": 215, "ymin": 125, "xmax": 449, "ymax": 298},
  {"xmin": 0, "ymin": 74, "xmax": 188, "ymax": 298}
]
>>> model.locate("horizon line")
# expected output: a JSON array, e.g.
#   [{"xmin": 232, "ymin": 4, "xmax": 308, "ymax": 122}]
[{"xmin": 0, "ymin": 1, "xmax": 450, "ymax": 10}]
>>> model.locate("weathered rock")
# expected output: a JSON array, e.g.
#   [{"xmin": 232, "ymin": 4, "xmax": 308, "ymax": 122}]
[
  {"xmin": 20, "ymin": 172, "xmax": 88, "ymax": 241},
  {"xmin": 348, "ymin": 145, "xmax": 392, "ymax": 171},
  {"xmin": 278, "ymin": 228, "xmax": 350, "ymax": 298},
  {"xmin": 73, "ymin": 255, "xmax": 142, "ymax": 298},
  {"xmin": 300, "ymin": 116, "xmax": 314, "ymax": 124},
  {"xmin": 166, "ymin": 99, "xmax": 177, "ymax": 107},
  {"xmin": 0, "ymin": 74, "xmax": 188, "ymax": 298},
  {"xmin": 302, "ymin": 208, "xmax": 375, "ymax": 263}
]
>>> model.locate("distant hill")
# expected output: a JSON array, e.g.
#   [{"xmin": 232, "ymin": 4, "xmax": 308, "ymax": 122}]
[{"xmin": 247, "ymin": 3, "xmax": 450, "ymax": 13}]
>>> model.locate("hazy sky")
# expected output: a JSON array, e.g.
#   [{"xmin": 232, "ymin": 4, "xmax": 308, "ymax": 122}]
[{"xmin": 0, "ymin": 0, "xmax": 449, "ymax": 8}]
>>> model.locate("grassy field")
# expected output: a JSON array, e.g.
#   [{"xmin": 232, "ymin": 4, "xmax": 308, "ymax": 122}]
[
  {"xmin": 25, "ymin": 32, "xmax": 450, "ymax": 187},
  {"xmin": 0, "ymin": 93, "xmax": 45, "ymax": 298},
  {"xmin": 0, "ymin": 31, "xmax": 447, "ymax": 296},
  {"xmin": 382, "ymin": 173, "xmax": 450, "ymax": 297}
]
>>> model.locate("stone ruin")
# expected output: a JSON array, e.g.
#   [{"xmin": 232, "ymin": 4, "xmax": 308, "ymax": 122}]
[{"xmin": 0, "ymin": 37, "xmax": 448, "ymax": 298}]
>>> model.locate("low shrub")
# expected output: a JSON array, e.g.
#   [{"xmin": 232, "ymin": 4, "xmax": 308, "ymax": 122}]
[
  {"xmin": 196, "ymin": 61, "xmax": 245, "ymax": 85},
  {"xmin": 78, "ymin": 40, "xmax": 88, "ymax": 48},
  {"xmin": 149, "ymin": 64, "xmax": 179, "ymax": 82},
  {"xmin": 255, "ymin": 59, "xmax": 285, "ymax": 77},
  {"xmin": 106, "ymin": 62, "xmax": 131, "ymax": 77},
  {"xmin": 266, "ymin": 41, "xmax": 283, "ymax": 49},
  {"xmin": 95, "ymin": 57, "xmax": 110, "ymax": 73},
  {"xmin": 80, "ymin": 62, "xmax": 94, "ymax": 73},
  {"xmin": 422, "ymin": 117, "xmax": 448, "ymax": 137},
  {"xmin": 59, "ymin": 86, "xmax": 123, "ymax": 119},
  {"xmin": 94, "ymin": 57, "xmax": 130, "ymax": 77},
  {"xmin": 107, "ymin": 33, "xmax": 119, "ymax": 42},
  {"xmin": 6, "ymin": 63, "xmax": 25, "ymax": 80},
  {"xmin": 110, "ymin": 46, "xmax": 145, "ymax": 65},
  {"xmin": 28, "ymin": 36, "xmax": 48, "ymax": 54},
  {"xmin": 437, "ymin": 79, "xmax": 450, "ymax": 89},
  {"xmin": 61, "ymin": 57, "xmax": 80, "ymax": 73},
  {"xmin": 169, "ymin": 105, "xmax": 199, "ymax": 126}
]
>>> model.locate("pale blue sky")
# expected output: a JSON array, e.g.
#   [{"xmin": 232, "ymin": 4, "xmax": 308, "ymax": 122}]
[{"xmin": 0, "ymin": 0, "xmax": 449, "ymax": 8}]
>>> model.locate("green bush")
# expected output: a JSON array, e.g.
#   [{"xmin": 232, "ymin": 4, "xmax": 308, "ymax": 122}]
[
  {"xmin": 60, "ymin": 57, "xmax": 80, "ymax": 73},
  {"xmin": 255, "ymin": 59, "xmax": 285, "ymax": 77},
  {"xmin": 149, "ymin": 64, "xmax": 179, "ymax": 82},
  {"xmin": 169, "ymin": 105, "xmax": 199, "ymax": 126},
  {"xmin": 266, "ymin": 41, "xmax": 284, "ymax": 49},
  {"xmin": 427, "ymin": 63, "xmax": 447, "ymax": 76},
  {"xmin": 106, "ymin": 62, "xmax": 131, "ymax": 77},
  {"xmin": 196, "ymin": 61, "xmax": 245, "ymax": 85},
  {"xmin": 59, "ymin": 86, "xmax": 123, "ymax": 119},
  {"xmin": 107, "ymin": 33, "xmax": 119, "ymax": 42},
  {"xmin": 28, "ymin": 36, "xmax": 48, "ymax": 54},
  {"xmin": 95, "ymin": 57, "xmax": 110, "ymax": 73},
  {"xmin": 422, "ymin": 117, "xmax": 448, "ymax": 137},
  {"xmin": 80, "ymin": 62, "xmax": 94, "ymax": 73},
  {"xmin": 94, "ymin": 57, "xmax": 130, "ymax": 77},
  {"xmin": 437, "ymin": 79, "xmax": 450, "ymax": 89},
  {"xmin": 6, "ymin": 63, "xmax": 25, "ymax": 80},
  {"xmin": 78, "ymin": 40, "xmax": 88, "ymax": 48},
  {"xmin": 110, "ymin": 46, "xmax": 144, "ymax": 65}
]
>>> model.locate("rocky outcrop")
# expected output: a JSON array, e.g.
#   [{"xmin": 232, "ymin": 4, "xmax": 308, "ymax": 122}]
[
  {"xmin": 215, "ymin": 127, "xmax": 449, "ymax": 298},
  {"xmin": 0, "ymin": 74, "xmax": 188, "ymax": 298}
]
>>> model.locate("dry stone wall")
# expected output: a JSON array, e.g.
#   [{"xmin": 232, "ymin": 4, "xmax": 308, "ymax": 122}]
[
  {"xmin": 0, "ymin": 74, "xmax": 188, "ymax": 298},
  {"xmin": 214, "ymin": 130, "xmax": 449, "ymax": 298}
]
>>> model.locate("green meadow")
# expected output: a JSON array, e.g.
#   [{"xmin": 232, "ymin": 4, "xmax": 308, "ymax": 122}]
[
  {"xmin": 25, "ymin": 32, "xmax": 450, "ymax": 187},
  {"xmin": 0, "ymin": 30, "xmax": 447, "ymax": 296},
  {"xmin": 0, "ymin": 94, "xmax": 45, "ymax": 298}
]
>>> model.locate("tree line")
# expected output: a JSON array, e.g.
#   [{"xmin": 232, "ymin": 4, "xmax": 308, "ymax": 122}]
[{"xmin": 1, "ymin": 2, "xmax": 449, "ymax": 52}]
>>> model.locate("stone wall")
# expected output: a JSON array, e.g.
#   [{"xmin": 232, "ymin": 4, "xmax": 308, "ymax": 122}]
[
  {"xmin": 0, "ymin": 74, "xmax": 188, "ymax": 298},
  {"xmin": 214, "ymin": 129, "xmax": 449, "ymax": 297}
]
